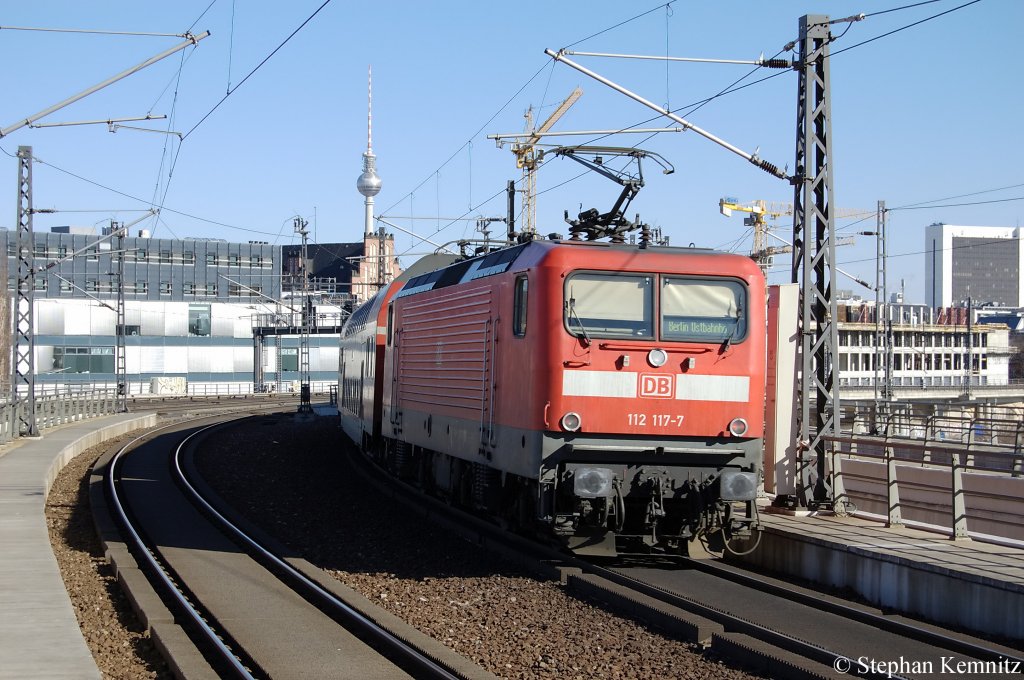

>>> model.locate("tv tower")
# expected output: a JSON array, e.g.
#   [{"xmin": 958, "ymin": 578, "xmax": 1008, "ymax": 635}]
[{"xmin": 356, "ymin": 65, "xmax": 382, "ymax": 236}]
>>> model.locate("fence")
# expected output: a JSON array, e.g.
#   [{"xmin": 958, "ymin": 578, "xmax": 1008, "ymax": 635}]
[
  {"xmin": 0, "ymin": 387, "xmax": 120, "ymax": 445},
  {"xmin": 0, "ymin": 380, "xmax": 341, "ymax": 445},
  {"xmin": 42, "ymin": 380, "xmax": 338, "ymax": 398},
  {"xmin": 828, "ymin": 411, "xmax": 1024, "ymax": 540}
]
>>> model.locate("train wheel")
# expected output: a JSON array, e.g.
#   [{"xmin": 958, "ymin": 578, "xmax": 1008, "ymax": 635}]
[
  {"xmin": 517, "ymin": 481, "xmax": 537, "ymax": 531},
  {"xmin": 451, "ymin": 459, "xmax": 472, "ymax": 508}
]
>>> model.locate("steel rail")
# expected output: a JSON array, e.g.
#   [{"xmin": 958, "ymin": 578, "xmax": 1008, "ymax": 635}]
[
  {"xmin": 107, "ymin": 417, "xmax": 257, "ymax": 679},
  {"xmin": 588, "ymin": 555, "xmax": 1024, "ymax": 679},
  {"xmin": 343, "ymin": 445, "xmax": 869, "ymax": 676},
  {"xmin": 584, "ymin": 558, "xmax": 891, "ymax": 677},
  {"xmin": 174, "ymin": 422, "xmax": 464, "ymax": 680},
  {"xmin": 674, "ymin": 555, "xmax": 1024, "ymax": 667},
  {"xmin": 347, "ymin": 440, "xmax": 1024, "ymax": 678}
]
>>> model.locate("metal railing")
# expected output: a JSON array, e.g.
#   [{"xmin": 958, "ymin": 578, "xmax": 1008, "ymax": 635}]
[
  {"xmin": 0, "ymin": 387, "xmax": 120, "ymax": 445},
  {"xmin": 185, "ymin": 381, "xmax": 336, "ymax": 397},
  {"xmin": 43, "ymin": 380, "xmax": 339, "ymax": 398},
  {"xmin": 828, "ymin": 410, "xmax": 1024, "ymax": 539},
  {"xmin": 0, "ymin": 380, "xmax": 343, "ymax": 445}
]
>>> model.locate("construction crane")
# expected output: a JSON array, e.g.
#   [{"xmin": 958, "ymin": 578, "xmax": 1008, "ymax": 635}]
[
  {"xmin": 719, "ymin": 198, "xmax": 873, "ymax": 276},
  {"xmin": 512, "ymin": 87, "xmax": 582, "ymax": 235}
]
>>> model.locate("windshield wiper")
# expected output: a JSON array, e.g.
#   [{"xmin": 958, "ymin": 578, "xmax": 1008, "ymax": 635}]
[
  {"xmin": 720, "ymin": 306, "xmax": 743, "ymax": 353},
  {"xmin": 567, "ymin": 297, "xmax": 592, "ymax": 347}
]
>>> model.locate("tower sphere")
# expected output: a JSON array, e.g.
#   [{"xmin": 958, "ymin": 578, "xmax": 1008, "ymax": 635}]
[{"xmin": 357, "ymin": 167, "xmax": 382, "ymax": 196}]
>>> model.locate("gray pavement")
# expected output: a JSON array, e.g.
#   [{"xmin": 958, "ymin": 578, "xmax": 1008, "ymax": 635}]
[{"xmin": 0, "ymin": 413, "xmax": 155, "ymax": 680}]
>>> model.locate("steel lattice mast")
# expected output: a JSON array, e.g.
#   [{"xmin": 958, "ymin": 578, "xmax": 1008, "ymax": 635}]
[
  {"xmin": 12, "ymin": 146, "xmax": 37, "ymax": 435},
  {"xmin": 295, "ymin": 216, "xmax": 313, "ymax": 414},
  {"xmin": 114, "ymin": 222, "xmax": 127, "ymax": 412},
  {"xmin": 791, "ymin": 15, "xmax": 839, "ymax": 509}
]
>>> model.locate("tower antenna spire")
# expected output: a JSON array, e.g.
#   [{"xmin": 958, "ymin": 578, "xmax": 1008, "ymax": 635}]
[
  {"xmin": 356, "ymin": 64, "xmax": 382, "ymax": 237},
  {"xmin": 367, "ymin": 64, "xmax": 373, "ymax": 152}
]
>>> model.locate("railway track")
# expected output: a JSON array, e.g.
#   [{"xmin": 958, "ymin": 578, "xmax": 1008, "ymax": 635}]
[
  {"xmin": 345, "ymin": 445, "xmax": 1024, "ymax": 679},
  {"xmin": 89, "ymin": 405, "xmax": 1023, "ymax": 679},
  {"xmin": 94, "ymin": 408, "xmax": 488, "ymax": 679},
  {"xmin": 592, "ymin": 555, "xmax": 1024, "ymax": 679}
]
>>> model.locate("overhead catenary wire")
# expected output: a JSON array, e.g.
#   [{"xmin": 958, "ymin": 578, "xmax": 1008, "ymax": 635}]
[
  {"xmin": 819, "ymin": 182, "xmax": 1024, "ymax": 234},
  {"xmin": 5, "ymin": 1, "xmax": 1001, "ymax": 256},
  {"xmin": 863, "ymin": 0, "xmax": 946, "ymax": 18},
  {"xmin": 380, "ymin": 60, "xmax": 552, "ymax": 217},
  {"xmin": 187, "ymin": 0, "xmax": 219, "ymax": 32},
  {"xmin": 764, "ymin": 233, "xmax": 1024, "ymax": 279},
  {"xmin": 395, "ymin": 29, "xmax": 794, "ymax": 250},
  {"xmin": 829, "ymin": 0, "xmax": 983, "ymax": 58},
  {"xmin": 575, "ymin": 0, "xmax": 985, "ymax": 155},
  {"xmin": 147, "ymin": 46, "xmax": 191, "ymax": 239},
  {"xmin": 560, "ymin": 1, "xmax": 676, "ymax": 51},
  {"xmin": 890, "ymin": 196, "xmax": 1024, "ymax": 211},
  {"xmin": 0, "ymin": 148, "xmax": 284, "ymax": 237},
  {"xmin": 153, "ymin": 1, "xmax": 333, "ymax": 237},
  {"xmin": 381, "ymin": 1, "xmax": 680, "ymax": 219},
  {"xmin": 181, "ymin": 0, "xmax": 334, "ymax": 141}
]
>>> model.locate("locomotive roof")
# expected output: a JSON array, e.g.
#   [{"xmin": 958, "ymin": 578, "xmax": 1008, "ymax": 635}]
[
  {"xmin": 395, "ymin": 238, "xmax": 735, "ymax": 300},
  {"xmin": 396, "ymin": 243, "xmax": 530, "ymax": 299}
]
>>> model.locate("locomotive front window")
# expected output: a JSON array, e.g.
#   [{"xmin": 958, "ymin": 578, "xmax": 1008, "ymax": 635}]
[
  {"xmin": 661, "ymin": 277, "xmax": 747, "ymax": 343},
  {"xmin": 565, "ymin": 273, "xmax": 653, "ymax": 339}
]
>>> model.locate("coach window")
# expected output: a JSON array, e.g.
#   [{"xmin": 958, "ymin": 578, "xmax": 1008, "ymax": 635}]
[
  {"xmin": 513, "ymin": 275, "xmax": 528, "ymax": 337},
  {"xmin": 661, "ymin": 277, "xmax": 747, "ymax": 343},
  {"xmin": 386, "ymin": 303, "xmax": 394, "ymax": 345}
]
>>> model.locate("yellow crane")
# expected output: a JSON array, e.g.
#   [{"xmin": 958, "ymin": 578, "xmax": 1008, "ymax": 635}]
[
  {"xmin": 512, "ymin": 87, "xmax": 582, "ymax": 235},
  {"xmin": 719, "ymin": 198, "xmax": 874, "ymax": 275}
]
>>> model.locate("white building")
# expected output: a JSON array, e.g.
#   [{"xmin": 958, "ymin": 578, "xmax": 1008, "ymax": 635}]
[
  {"xmin": 34, "ymin": 298, "xmax": 342, "ymax": 394},
  {"xmin": 925, "ymin": 223, "xmax": 1024, "ymax": 308}
]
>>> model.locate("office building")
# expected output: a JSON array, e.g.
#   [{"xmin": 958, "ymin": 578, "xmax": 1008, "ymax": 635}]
[{"xmin": 925, "ymin": 223, "xmax": 1024, "ymax": 308}]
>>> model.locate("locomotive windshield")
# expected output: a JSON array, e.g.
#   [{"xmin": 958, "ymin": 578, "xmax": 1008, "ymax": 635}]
[
  {"xmin": 564, "ymin": 272, "xmax": 747, "ymax": 343},
  {"xmin": 565, "ymin": 273, "xmax": 654, "ymax": 339},
  {"xmin": 661, "ymin": 277, "xmax": 746, "ymax": 342}
]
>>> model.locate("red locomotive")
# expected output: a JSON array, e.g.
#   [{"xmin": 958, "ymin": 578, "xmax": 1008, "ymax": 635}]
[{"xmin": 340, "ymin": 238, "xmax": 765, "ymax": 555}]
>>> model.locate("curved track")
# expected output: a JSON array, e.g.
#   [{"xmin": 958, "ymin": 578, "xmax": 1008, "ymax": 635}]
[
  {"xmin": 346, "ymin": 444, "xmax": 1024, "ymax": 679},
  {"xmin": 99, "ymin": 409, "xmax": 476, "ymax": 679}
]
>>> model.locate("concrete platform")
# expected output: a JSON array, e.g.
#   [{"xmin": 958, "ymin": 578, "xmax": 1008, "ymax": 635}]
[
  {"xmin": 312, "ymin": 404, "xmax": 339, "ymax": 418},
  {"xmin": 0, "ymin": 413, "xmax": 156, "ymax": 680},
  {"xmin": 735, "ymin": 509, "xmax": 1024, "ymax": 640}
]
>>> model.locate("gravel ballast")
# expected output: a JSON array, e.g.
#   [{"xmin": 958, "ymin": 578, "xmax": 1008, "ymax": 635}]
[
  {"xmin": 45, "ymin": 415, "xmax": 759, "ymax": 678},
  {"xmin": 45, "ymin": 434, "xmax": 171, "ymax": 680},
  {"xmin": 196, "ymin": 416, "xmax": 757, "ymax": 680}
]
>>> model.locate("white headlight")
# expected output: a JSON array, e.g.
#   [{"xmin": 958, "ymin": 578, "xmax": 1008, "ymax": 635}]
[
  {"xmin": 647, "ymin": 348, "xmax": 668, "ymax": 367},
  {"xmin": 728, "ymin": 417, "xmax": 749, "ymax": 437},
  {"xmin": 561, "ymin": 411, "xmax": 581, "ymax": 432},
  {"xmin": 573, "ymin": 467, "xmax": 614, "ymax": 498},
  {"xmin": 720, "ymin": 469, "xmax": 757, "ymax": 501}
]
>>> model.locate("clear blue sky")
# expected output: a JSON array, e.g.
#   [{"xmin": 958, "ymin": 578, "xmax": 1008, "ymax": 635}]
[{"xmin": 0, "ymin": 1, "xmax": 1020, "ymax": 303}]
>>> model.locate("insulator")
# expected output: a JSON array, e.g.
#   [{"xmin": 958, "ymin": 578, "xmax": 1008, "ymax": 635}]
[
  {"xmin": 757, "ymin": 159, "xmax": 784, "ymax": 178},
  {"xmin": 762, "ymin": 58, "xmax": 792, "ymax": 69}
]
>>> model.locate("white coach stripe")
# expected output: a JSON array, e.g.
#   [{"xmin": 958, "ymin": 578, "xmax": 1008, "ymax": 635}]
[
  {"xmin": 562, "ymin": 371, "xmax": 638, "ymax": 398},
  {"xmin": 675, "ymin": 374, "xmax": 749, "ymax": 402}
]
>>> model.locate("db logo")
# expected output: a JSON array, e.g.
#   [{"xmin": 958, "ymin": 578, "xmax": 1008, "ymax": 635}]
[{"xmin": 639, "ymin": 374, "xmax": 674, "ymax": 399}]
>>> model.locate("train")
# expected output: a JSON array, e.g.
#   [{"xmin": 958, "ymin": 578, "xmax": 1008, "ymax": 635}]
[{"xmin": 339, "ymin": 236, "xmax": 766, "ymax": 556}]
